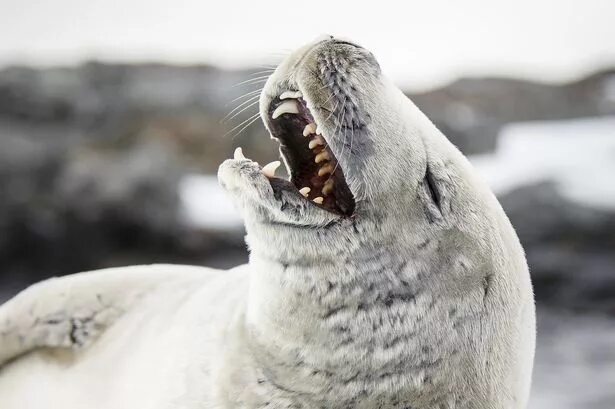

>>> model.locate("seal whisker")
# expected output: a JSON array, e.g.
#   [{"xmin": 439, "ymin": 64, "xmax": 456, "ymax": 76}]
[
  {"xmin": 333, "ymin": 122, "xmax": 348, "ymax": 177},
  {"xmin": 222, "ymin": 94, "xmax": 261, "ymax": 123},
  {"xmin": 324, "ymin": 99, "xmax": 341, "ymax": 123},
  {"xmin": 349, "ymin": 109, "xmax": 356, "ymax": 158},
  {"xmin": 228, "ymin": 89, "xmax": 262, "ymax": 104},
  {"xmin": 232, "ymin": 76, "xmax": 271, "ymax": 88},
  {"xmin": 321, "ymin": 88, "xmax": 340, "ymax": 111},
  {"xmin": 224, "ymin": 100, "xmax": 260, "ymax": 123},
  {"xmin": 247, "ymin": 69, "xmax": 276, "ymax": 77},
  {"xmin": 332, "ymin": 96, "xmax": 347, "ymax": 138},
  {"xmin": 224, "ymin": 112, "xmax": 261, "ymax": 138},
  {"xmin": 228, "ymin": 115, "xmax": 262, "ymax": 140}
]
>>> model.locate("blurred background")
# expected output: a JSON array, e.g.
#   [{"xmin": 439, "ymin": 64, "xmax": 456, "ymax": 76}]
[{"xmin": 1, "ymin": 1, "xmax": 614, "ymax": 407}]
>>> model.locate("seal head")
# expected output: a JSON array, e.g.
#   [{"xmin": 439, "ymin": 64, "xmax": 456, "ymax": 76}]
[{"xmin": 218, "ymin": 37, "xmax": 449, "ymax": 260}]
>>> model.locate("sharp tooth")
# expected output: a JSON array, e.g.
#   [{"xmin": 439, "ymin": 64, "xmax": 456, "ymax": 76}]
[
  {"xmin": 313, "ymin": 197, "xmax": 324, "ymax": 204},
  {"xmin": 233, "ymin": 147, "xmax": 246, "ymax": 160},
  {"xmin": 299, "ymin": 187, "xmax": 311, "ymax": 197},
  {"xmin": 315, "ymin": 151, "xmax": 330, "ymax": 163},
  {"xmin": 315, "ymin": 125, "xmax": 321, "ymax": 135},
  {"xmin": 272, "ymin": 100, "xmax": 299, "ymax": 119},
  {"xmin": 318, "ymin": 164, "xmax": 334, "ymax": 177},
  {"xmin": 303, "ymin": 123, "xmax": 317, "ymax": 136},
  {"xmin": 280, "ymin": 90, "xmax": 303, "ymax": 100},
  {"xmin": 322, "ymin": 179, "xmax": 334, "ymax": 195},
  {"xmin": 261, "ymin": 161, "xmax": 281, "ymax": 178},
  {"xmin": 308, "ymin": 139, "xmax": 324, "ymax": 149}
]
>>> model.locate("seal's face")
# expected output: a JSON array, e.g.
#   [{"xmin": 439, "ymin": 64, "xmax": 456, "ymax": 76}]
[
  {"xmin": 259, "ymin": 38, "xmax": 382, "ymax": 218},
  {"xmin": 219, "ymin": 37, "xmax": 433, "ymax": 234}
]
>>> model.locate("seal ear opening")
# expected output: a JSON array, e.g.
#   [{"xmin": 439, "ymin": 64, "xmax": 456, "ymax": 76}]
[
  {"xmin": 419, "ymin": 161, "xmax": 452, "ymax": 223},
  {"xmin": 425, "ymin": 165, "xmax": 442, "ymax": 212}
]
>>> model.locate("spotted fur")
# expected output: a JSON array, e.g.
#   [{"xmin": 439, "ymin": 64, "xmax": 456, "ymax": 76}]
[{"xmin": 0, "ymin": 37, "xmax": 535, "ymax": 409}]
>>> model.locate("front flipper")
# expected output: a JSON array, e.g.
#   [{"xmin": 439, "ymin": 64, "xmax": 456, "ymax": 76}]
[{"xmin": 0, "ymin": 264, "xmax": 213, "ymax": 367}]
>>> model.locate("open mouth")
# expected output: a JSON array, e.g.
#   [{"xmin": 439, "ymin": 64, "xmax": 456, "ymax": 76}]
[{"xmin": 262, "ymin": 90, "xmax": 355, "ymax": 216}]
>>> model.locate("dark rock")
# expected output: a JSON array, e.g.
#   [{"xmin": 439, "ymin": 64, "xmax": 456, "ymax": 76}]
[
  {"xmin": 410, "ymin": 71, "xmax": 615, "ymax": 154},
  {"xmin": 500, "ymin": 182, "xmax": 615, "ymax": 313},
  {"xmin": 0, "ymin": 131, "xmax": 247, "ymax": 299}
]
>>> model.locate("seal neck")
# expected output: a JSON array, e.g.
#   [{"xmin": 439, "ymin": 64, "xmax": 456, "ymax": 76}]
[{"xmin": 244, "ymin": 246, "xmax": 420, "ymax": 401}]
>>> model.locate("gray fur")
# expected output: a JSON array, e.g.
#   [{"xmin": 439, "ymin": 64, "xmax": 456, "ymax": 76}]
[
  {"xmin": 0, "ymin": 37, "xmax": 535, "ymax": 409},
  {"xmin": 218, "ymin": 37, "xmax": 536, "ymax": 408}
]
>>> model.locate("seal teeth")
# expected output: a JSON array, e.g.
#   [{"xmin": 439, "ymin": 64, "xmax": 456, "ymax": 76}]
[
  {"xmin": 272, "ymin": 100, "xmax": 299, "ymax": 119},
  {"xmin": 315, "ymin": 151, "xmax": 330, "ymax": 163},
  {"xmin": 299, "ymin": 187, "xmax": 311, "ymax": 197},
  {"xmin": 313, "ymin": 197, "xmax": 324, "ymax": 204},
  {"xmin": 309, "ymin": 139, "xmax": 324, "ymax": 149},
  {"xmin": 233, "ymin": 147, "xmax": 246, "ymax": 160},
  {"xmin": 322, "ymin": 179, "xmax": 334, "ymax": 196},
  {"xmin": 280, "ymin": 90, "xmax": 303, "ymax": 100},
  {"xmin": 318, "ymin": 164, "xmax": 334, "ymax": 177},
  {"xmin": 261, "ymin": 161, "xmax": 281, "ymax": 178},
  {"xmin": 303, "ymin": 123, "xmax": 317, "ymax": 137}
]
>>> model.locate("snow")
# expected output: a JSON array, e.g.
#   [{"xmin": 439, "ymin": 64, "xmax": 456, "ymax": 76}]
[
  {"xmin": 178, "ymin": 175, "xmax": 242, "ymax": 230},
  {"xmin": 470, "ymin": 116, "xmax": 615, "ymax": 210}
]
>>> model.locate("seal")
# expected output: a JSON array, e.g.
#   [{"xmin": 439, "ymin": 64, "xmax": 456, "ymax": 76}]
[{"xmin": 0, "ymin": 36, "xmax": 536, "ymax": 409}]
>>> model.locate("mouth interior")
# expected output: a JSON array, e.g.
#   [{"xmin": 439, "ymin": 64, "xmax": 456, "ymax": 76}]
[{"xmin": 267, "ymin": 94, "xmax": 355, "ymax": 216}]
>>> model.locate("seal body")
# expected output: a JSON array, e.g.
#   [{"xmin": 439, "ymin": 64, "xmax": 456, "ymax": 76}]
[
  {"xmin": 0, "ymin": 37, "xmax": 535, "ymax": 409},
  {"xmin": 0, "ymin": 265, "xmax": 250, "ymax": 409}
]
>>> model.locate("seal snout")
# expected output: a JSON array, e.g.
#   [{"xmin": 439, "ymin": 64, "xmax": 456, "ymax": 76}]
[{"xmin": 226, "ymin": 37, "xmax": 385, "ymax": 219}]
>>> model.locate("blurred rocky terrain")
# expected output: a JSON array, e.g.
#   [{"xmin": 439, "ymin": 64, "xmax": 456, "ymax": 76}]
[
  {"xmin": 502, "ymin": 182, "xmax": 615, "ymax": 314},
  {"xmin": 0, "ymin": 62, "xmax": 614, "ymax": 315},
  {"xmin": 412, "ymin": 71, "xmax": 615, "ymax": 154},
  {"xmin": 1, "ymin": 62, "xmax": 614, "ymax": 408}
]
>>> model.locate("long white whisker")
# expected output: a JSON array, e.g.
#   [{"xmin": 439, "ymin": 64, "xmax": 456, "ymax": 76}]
[
  {"xmin": 330, "ymin": 98, "xmax": 348, "ymax": 176},
  {"xmin": 223, "ymin": 94, "xmax": 261, "ymax": 120},
  {"xmin": 228, "ymin": 114, "xmax": 262, "ymax": 139},
  {"xmin": 224, "ymin": 99, "xmax": 260, "ymax": 123},
  {"xmin": 224, "ymin": 112, "xmax": 261, "ymax": 137},
  {"xmin": 321, "ymin": 90, "xmax": 339, "ymax": 113},
  {"xmin": 232, "ymin": 76, "xmax": 270, "ymax": 88},
  {"xmin": 258, "ymin": 64, "xmax": 278, "ymax": 70},
  {"xmin": 324, "ymin": 99, "xmax": 340, "ymax": 123},
  {"xmin": 228, "ymin": 89, "xmax": 262, "ymax": 104},
  {"xmin": 318, "ymin": 80, "xmax": 334, "ymax": 91},
  {"xmin": 248, "ymin": 69, "xmax": 275, "ymax": 77},
  {"xmin": 332, "ymin": 97, "xmax": 347, "ymax": 137},
  {"xmin": 348, "ymin": 109, "xmax": 356, "ymax": 160},
  {"xmin": 336, "ymin": 126, "xmax": 348, "ymax": 175}
]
